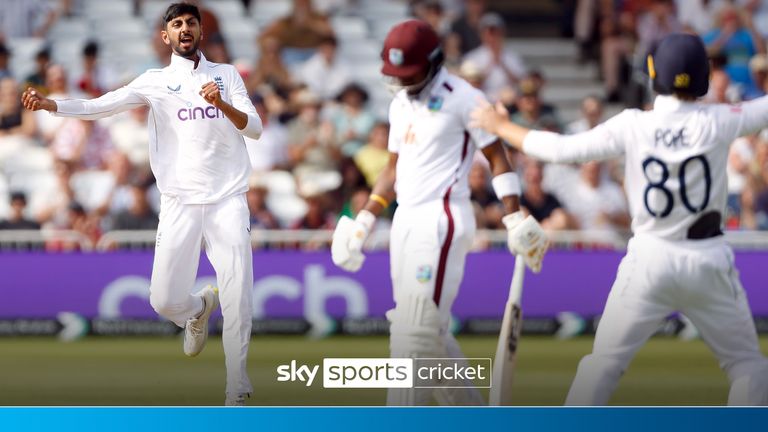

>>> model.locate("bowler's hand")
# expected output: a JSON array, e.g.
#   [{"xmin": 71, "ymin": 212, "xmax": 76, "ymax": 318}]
[
  {"xmin": 470, "ymin": 100, "xmax": 509, "ymax": 135},
  {"xmin": 21, "ymin": 88, "xmax": 57, "ymax": 112},
  {"xmin": 200, "ymin": 81, "xmax": 223, "ymax": 108}
]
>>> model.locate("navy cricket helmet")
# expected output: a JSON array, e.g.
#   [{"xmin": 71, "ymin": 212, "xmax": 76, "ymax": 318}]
[{"xmin": 647, "ymin": 33, "xmax": 710, "ymax": 98}]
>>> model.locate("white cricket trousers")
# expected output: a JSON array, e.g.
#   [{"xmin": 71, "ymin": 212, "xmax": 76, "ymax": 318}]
[
  {"xmin": 566, "ymin": 234, "xmax": 768, "ymax": 405},
  {"xmin": 149, "ymin": 193, "xmax": 253, "ymax": 396},
  {"xmin": 386, "ymin": 197, "xmax": 485, "ymax": 405}
]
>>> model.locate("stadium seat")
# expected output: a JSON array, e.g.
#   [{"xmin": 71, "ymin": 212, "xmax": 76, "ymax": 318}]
[
  {"xmin": 48, "ymin": 18, "xmax": 91, "ymax": 40},
  {"xmin": 359, "ymin": 0, "xmax": 408, "ymax": 20},
  {"xmin": 251, "ymin": 0, "xmax": 292, "ymax": 25},
  {"xmin": 82, "ymin": 0, "xmax": 133, "ymax": 20},
  {"xmin": 221, "ymin": 18, "xmax": 259, "ymax": 39},
  {"xmin": 331, "ymin": 16, "xmax": 368, "ymax": 40},
  {"xmin": 206, "ymin": 0, "xmax": 246, "ymax": 20},
  {"xmin": 337, "ymin": 39, "xmax": 379, "ymax": 62},
  {"xmin": 92, "ymin": 19, "xmax": 151, "ymax": 40},
  {"xmin": 1, "ymin": 147, "xmax": 54, "ymax": 178},
  {"xmin": 9, "ymin": 171, "xmax": 58, "ymax": 217},
  {"xmin": 262, "ymin": 170, "xmax": 297, "ymax": 196}
]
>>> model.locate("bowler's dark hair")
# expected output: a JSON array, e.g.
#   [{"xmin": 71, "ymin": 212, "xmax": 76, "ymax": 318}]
[{"xmin": 163, "ymin": 2, "xmax": 201, "ymax": 25}]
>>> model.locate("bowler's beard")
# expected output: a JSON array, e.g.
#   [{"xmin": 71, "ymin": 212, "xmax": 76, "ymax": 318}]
[{"xmin": 172, "ymin": 36, "xmax": 200, "ymax": 59}]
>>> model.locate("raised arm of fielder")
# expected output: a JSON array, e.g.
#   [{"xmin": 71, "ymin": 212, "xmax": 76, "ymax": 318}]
[
  {"xmin": 21, "ymin": 72, "xmax": 262, "ymax": 140},
  {"xmin": 471, "ymin": 95, "xmax": 768, "ymax": 165}
]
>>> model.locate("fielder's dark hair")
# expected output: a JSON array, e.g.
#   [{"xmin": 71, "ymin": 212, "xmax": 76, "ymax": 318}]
[{"xmin": 163, "ymin": 2, "xmax": 201, "ymax": 25}]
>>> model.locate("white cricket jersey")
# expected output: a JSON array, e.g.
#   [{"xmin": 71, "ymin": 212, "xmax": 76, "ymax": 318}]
[
  {"xmin": 54, "ymin": 52, "xmax": 263, "ymax": 204},
  {"xmin": 523, "ymin": 94, "xmax": 768, "ymax": 240},
  {"xmin": 388, "ymin": 68, "xmax": 497, "ymax": 207}
]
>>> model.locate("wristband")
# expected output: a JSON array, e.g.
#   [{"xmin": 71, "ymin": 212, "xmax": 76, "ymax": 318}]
[
  {"xmin": 492, "ymin": 172, "xmax": 521, "ymax": 198},
  {"xmin": 369, "ymin": 194, "xmax": 390, "ymax": 208}
]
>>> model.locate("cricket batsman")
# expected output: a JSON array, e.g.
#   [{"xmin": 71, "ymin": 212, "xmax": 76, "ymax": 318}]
[
  {"xmin": 331, "ymin": 20, "xmax": 548, "ymax": 405},
  {"xmin": 471, "ymin": 33, "xmax": 768, "ymax": 405},
  {"xmin": 22, "ymin": 3, "xmax": 262, "ymax": 406}
]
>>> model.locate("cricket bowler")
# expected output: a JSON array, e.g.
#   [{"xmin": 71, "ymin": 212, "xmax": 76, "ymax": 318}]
[
  {"xmin": 471, "ymin": 33, "xmax": 768, "ymax": 405},
  {"xmin": 331, "ymin": 19, "xmax": 549, "ymax": 405},
  {"xmin": 21, "ymin": 3, "xmax": 262, "ymax": 406}
]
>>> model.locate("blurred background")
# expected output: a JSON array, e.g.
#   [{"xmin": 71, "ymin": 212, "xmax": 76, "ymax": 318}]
[{"xmin": 1, "ymin": 0, "xmax": 768, "ymax": 406}]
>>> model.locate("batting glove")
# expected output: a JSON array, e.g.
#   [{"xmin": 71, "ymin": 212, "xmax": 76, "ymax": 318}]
[
  {"xmin": 502, "ymin": 211, "xmax": 549, "ymax": 273},
  {"xmin": 331, "ymin": 211, "xmax": 375, "ymax": 273}
]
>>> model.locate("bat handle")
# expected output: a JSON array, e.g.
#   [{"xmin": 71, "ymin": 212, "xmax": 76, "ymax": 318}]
[{"xmin": 509, "ymin": 254, "xmax": 526, "ymax": 305}]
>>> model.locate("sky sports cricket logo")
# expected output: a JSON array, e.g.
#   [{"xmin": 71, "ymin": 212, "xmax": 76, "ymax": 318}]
[{"xmin": 276, "ymin": 358, "xmax": 492, "ymax": 389}]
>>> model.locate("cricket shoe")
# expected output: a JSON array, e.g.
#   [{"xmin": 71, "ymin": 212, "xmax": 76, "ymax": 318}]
[
  {"xmin": 225, "ymin": 393, "xmax": 250, "ymax": 406},
  {"xmin": 183, "ymin": 286, "xmax": 219, "ymax": 357}
]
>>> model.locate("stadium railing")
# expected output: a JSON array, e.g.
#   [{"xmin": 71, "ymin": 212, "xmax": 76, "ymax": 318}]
[{"xmin": 0, "ymin": 229, "xmax": 767, "ymax": 252}]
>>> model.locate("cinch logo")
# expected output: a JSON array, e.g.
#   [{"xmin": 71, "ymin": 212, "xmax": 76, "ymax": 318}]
[{"xmin": 177, "ymin": 106, "xmax": 223, "ymax": 121}]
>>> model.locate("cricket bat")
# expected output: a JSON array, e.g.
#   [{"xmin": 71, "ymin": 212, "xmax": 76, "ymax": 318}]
[{"xmin": 489, "ymin": 254, "xmax": 527, "ymax": 406}]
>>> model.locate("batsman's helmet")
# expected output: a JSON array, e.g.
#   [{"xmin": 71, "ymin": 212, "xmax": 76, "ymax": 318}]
[
  {"xmin": 647, "ymin": 33, "xmax": 710, "ymax": 98},
  {"xmin": 381, "ymin": 20, "xmax": 444, "ymax": 78}
]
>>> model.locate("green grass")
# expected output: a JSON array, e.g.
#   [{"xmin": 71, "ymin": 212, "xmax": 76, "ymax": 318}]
[{"xmin": 0, "ymin": 335, "xmax": 763, "ymax": 406}]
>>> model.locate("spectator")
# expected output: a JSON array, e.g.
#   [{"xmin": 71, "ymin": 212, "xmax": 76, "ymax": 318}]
[
  {"xmin": 566, "ymin": 95, "xmax": 604, "ymax": 134},
  {"xmin": 354, "ymin": 122, "xmax": 390, "ymax": 187},
  {"xmin": 463, "ymin": 13, "xmax": 526, "ymax": 101},
  {"xmin": 704, "ymin": 67, "xmax": 741, "ymax": 103},
  {"xmin": 203, "ymin": 32, "xmax": 231, "ymax": 64},
  {"xmin": 286, "ymin": 89, "xmax": 338, "ymax": 177},
  {"xmin": 37, "ymin": 159, "xmax": 76, "ymax": 228},
  {"xmin": 246, "ymin": 177, "xmax": 279, "ymax": 230},
  {"xmin": 635, "ymin": 0, "xmax": 682, "ymax": 65},
  {"xmin": 598, "ymin": 1, "xmax": 636, "ymax": 102},
  {"xmin": 34, "ymin": 64, "xmax": 72, "ymax": 145},
  {"xmin": 244, "ymin": 93, "xmax": 290, "ymax": 172},
  {"xmin": 247, "ymin": 36, "xmax": 294, "ymax": 95},
  {"xmin": 0, "ymin": 192, "xmax": 40, "ymax": 230},
  {"xmin": 293, "ymin": 36, "xmax": 351, "ymax": 101},
  {"xmin": 520, "ymin": 158, "xmax": 571, "ymax": 230},
  {"xmin": 458, "ymin": 59, "xmax": 485, "ymax": 89},
  {"xmin": 414, "ymin": 0, "xmax": 449, "ymax": 36},
  {"xmin": 510, "ymin": 78, "xmax": 562, "ymax": 132},
  {"xmin": 76, "ymin": 41, "xmax": 118, "ymax": 97},
  {"xmin": 100, "ymin": 152, "xmax": 138, "ymax": 219},
  {"xmin": 561, "ymin": 161, "xmax": 630, "ymax": 232},
  {"xmin": 0, "ymin": 0, "xmax": 57, "ymax": 39},
  {"xmin": 0, "ymin": 44, "xmax": 10, "ymax": 80},
  {"xmin": 292, "ymin": 186, "xmax": 335, "ymax": 230},
  {"xmin": 677, "ymin": 0, "xmax": 721, "ymax": 35},
  {"xmin": 727, "ymin": 133, "xmax": 757, "ymax": 226},
  {"xmin": 112, "ymin": 183, "xmax": 158, "ymax": 230},
  {"xmin": 258, "ymin": 0, "xmax": 336, "ymax": 66},
  {"xmin": 51, "ymin": 118, "xmax": 115, "ymax": 170},
  {"xmin": 448, "ymin": 0, "xmax": 487, "ymax": 55},
  {"xmin": 23, "ymin": 47, "xmax": 51, "ymax": 93},
  {"xmin": 329, "ymin": 83, "xmax": 375, "ymax": 157},
  {"xmin": 0, "ymin": 77, "xmax": 36, "ymax": 139},
  {"xmin": 109, "ymin": 105, "xmax": 150, "ymax": 168},
  {"xmin": 703, "ymin": 6, "xmax": 765, "ymax": 91},
  {"xmin": 744, "ymin": 53, "xmax": 768, "ymax": 100},
  {"xmin": 468, "ymin": 161, "xmax": 503, "ymax": 228}
]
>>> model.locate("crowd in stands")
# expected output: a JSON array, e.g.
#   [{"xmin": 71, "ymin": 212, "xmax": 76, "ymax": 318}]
[{"xmin": 1, "ymin": 0, "xmax": 768, "ymax": 251}]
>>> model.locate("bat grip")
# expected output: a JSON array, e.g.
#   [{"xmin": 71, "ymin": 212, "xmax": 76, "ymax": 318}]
[{"xmin": 508, "ymin": 254, "xmax": 526, "ymax": 305}]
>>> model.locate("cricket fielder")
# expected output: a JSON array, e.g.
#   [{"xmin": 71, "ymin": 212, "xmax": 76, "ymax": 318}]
[
  {"xmin": 471, "ymin": 33, "xmax": 768, "ymax": 405},
  {"xmin": 22, "ymin": 3, "xmax": 262, "ymax": 406},
  {"xmin": 331, "ymin": 20, "xmax": 548, "ymax": 405}
]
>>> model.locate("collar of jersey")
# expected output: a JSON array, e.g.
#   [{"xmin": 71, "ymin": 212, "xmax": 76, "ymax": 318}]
[
  {"xmin": 169, "ymin": 50, "xmax": 206, "ymax": 73},
  {"xmin": 399, "ymin": 67, "xmax": 448, "ymax": 104},
  {"xmin": 653, "ymin": 94, "xmax": 695, "ymax": 113}
]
